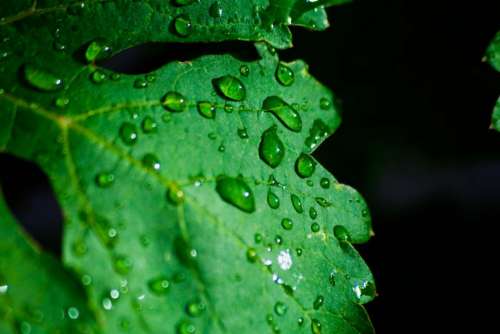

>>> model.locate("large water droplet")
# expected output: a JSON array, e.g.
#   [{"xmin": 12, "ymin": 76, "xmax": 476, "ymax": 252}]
[
  {"xmin": 148, "ymin": 276, "xmax": 170, "ymax": 295},
  {"xmin": 295, "ymin": 153, "xmax": 316, "ymax": 178},
  {"xmin": 174, "ymin": 15, "xmax": 192, "ymax": 37},
  {"xmin": 197, "ymin": 101, "xmax": 216, "ymax": 119},
  {"xmin": 263, "ymin": 96, "xmax": 302, "ymax": 132},
  {"xmin": 213, "ymin": 75, "xmax": 246, "ymax": 101},
  {"xmin": 275, "ymin": 63, "xmax": 294, "ymax": 86},
  {"xmin": 119, "ymin": 122, "xmax": 138, "ymax": 145},
  {"xmin": 274, "ymin": 301, "xmax": 287, "ymax": 316},
  {"xmin": 290, "ymin": 194, "xmax": 304, "ymax": 213},
  {"xmin": 85, "ymin": 39, "xmax": 112, "ymax": 62},
  {"xmin": 216, "ymin": 176, "xmax": 255, "ymax": 213},
  {"xmin": 23, "ymin": 64, "xmax": 63, "ymax": 91},
  {"xmin": 267, "ymin": 190, "xmax": 280, "ymax": 209},
  {"xmin": 162, "ymin": 91, "xmax": 187, "ymax": 112},
  {"xmin": 333, "ymin": 225, "xmax": 351, "ymax": 243},
  {"xmin": 259, "ymin": 126, "xmax": 285, "ymax": 168}
]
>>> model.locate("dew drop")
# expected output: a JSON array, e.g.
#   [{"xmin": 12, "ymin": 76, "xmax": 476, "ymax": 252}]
[
  {"xmin": 213, "ymin": 75, "xmax": 246, "ymax": 101},
  {"xmin": 275, "ymin": 235, "xmax": 283, "ymax": 245},
  {"xmin": 277, "ymin": 250, "xmax": 292, "ymax": 270},
  {"xmin": 298, "ymin": 317, "xmax": 304, "ymax": 326},
  {"xmin": 197, "ymin": 101, "xmax": 216, "ymax": 119},
  {"xmin": 218, "ymin": 143, "xmax": 225, "ymax": 152},
  {"xmin": 263, "ymin": 96, "xmax": 302, "ymax": 132},
  {"xmin": 333, "ymin": 225, "xmax": 351, "ymax": 243},
  {"xmin": 119, "ymin": 122, "xmax": 138, "ymax": 145},
  {"xmin": 134, "ymin": 78, "xmax": 148, "ymax": 89},
  {"xmin": 85, "ymin": 39, "xmax": 112, "ymax": 63},
  {"xmin": 142, "ymin": 153, "xmax": 161, "ymax": 171},
  {"xmin": 254, "ymin": 233, "xmax": 263, "ymax": 243},
  {"xmin": 90, "ymin": 70, "xmax": 106, "ymax": 84},
  {"xmin": 295, "ymin": 153, "xmax": 316, "ymax": 178},
  {"xmin": 305, "ymin": 119, "xmax": 330, "ymax": 151},
  {"xmin": 55, "ymin": 96, "xmax": 70, "ymax": 108},
  {"xmin": 259, "ymin": 126, "xmax": 285, "ymax": 168},
  {"xmin": 315, "ymin": 197, "xmax": 330, "ymax": 207},
  {"xmin": 113, "ymin": 255, "xmax": 133, "ymax": 275},
  {"xmin": 274, "ymin": 301, "xmax": 287, "ymax": 316},
  {"xmin": 162, "ymin": 91, "xmax": 187, "ymax": 112},
  {"xmin": 186, "ymin": 298, "xmax": 206, "ymax": 317},
  {"xmin": 167, "ymin": 185, "xmax": 185, "ymax": 205},
  {"xmin": 313, "ymin": 295, "xmax": 324, "ymax": 309},
  {"xmin": 281, "ymin": 218, "xmax": 293, "ymax": 230},
  {"xmin": 267, "ymin": 190, "xmax": 280, "ymax": 209},
  {"xmin": 215, "ymin": 176, "xmax": 255, "ymax": 213},
  {"xmin": 311, "ymin": 319, "xmax": 322, "ymax": 334},
  {"xmin": 23, "ymin": 64, "xmax": 63, "ymax": 91},
  {"xmin": 309, "ymin": 207, "xmax": 317, "ymax": 220},
  {"xmin": 311, "ymin": 222, "xmax": 320, "ymax": 233},
  {"xmin": 290, "ymin": 194, "xmax": 304, "ymax": 213},
  {"xmin": 177, "ymin": 320, "xmax": 196, "ymax": 334},
  {"xmin": 275, "ymin": 63, "xmax": 294, "ymax": 86},
  {"xmin": 224, "ymin": 103, "xmax": 234, "ymax": 113},
  {"xmin": 246, "ymin": 248, "xmax": 258, "ymax": 263},
  {"xmin": 148, "ymin": 276, "xmax": 170, "ymax": 295},
  {"xmin": 320, "ymin": 97, "xmax": 331, "ymax": 110},
  {"xmin": 237, "ymin": 127, "xmax": 249, "ymax": 139},
  {"xmin": 296, "ymin": 248, "xmax": 303, "ymax": 256},
  {"xmin": 320, "ymin": 177, "xmax": 330, "ymax": 189},
  {"xmin": 209, "ymin": 2, "xmax": 223, "ymax": 18},
  {"xmin": 174, "ymin": 15, "xmax": 192, "ymax": 37},
  {"xmin": 329, "ymin": 271, "xmax": 336, "ymax": 286},
  {"xmin": 95, "ymin": 172, "xmax": 115, "ymax": 188},
  {"xmin": 142, "ymin": 116, "xmax": 158, "ymax": 133},
  {"xmin": 240, "ymin": 65, "xmax": 250, "ymax": 77},
  {"xmin": 66, "ymin": 307, "xmax": 80, "ymax": 320}
]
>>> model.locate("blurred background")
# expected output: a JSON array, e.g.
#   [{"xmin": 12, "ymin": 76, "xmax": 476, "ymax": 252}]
[{"xmin": 1, "ymin": 0, "xmax": 499, "ymax": 332}]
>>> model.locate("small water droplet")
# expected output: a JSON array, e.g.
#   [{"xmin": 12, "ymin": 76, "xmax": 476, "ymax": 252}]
[
  {"xmin": 90, "ymin": 70, "xmax": 107, "ymax": 84},
  {"xmin": 320, "ymin": 177, "xmax": 330, "ymax": 189},
  {"xmin": 23, "ymin": 64, "xmax": 63, "ymax": 91},
  {"xmin": 216, "ymin": 176, "xmax": 255, "ymax": 213},
  {"xmin": 237, "ymin": 127, "xmax": 249, "ymax": 139},
  {"xmin": 274, "ymin": 301, "xmax": 287, "ymax": 316},
  {"xmin": 174, "ymin": 15, "xmax": 192, "ymax": 37},
  {"xmin": 81, "ymin": 274, "xmax": 92, "ymax": 286},
  {"xmin": 148, "ymin": 276, "xmax": 170, "ymax": 295},
  {"xmin": 311, "ymin": 222, "xmax": 320, "ymax": 233},
  {"xmin": 218, "ymin": 143, "xmax": 225, "ymax": 152},
  {"xmin": 85, "ymin": 39, "xmax": 112, "ymax": 62},
  {"xmin": 320, "ymin": 97, "xmax": 331, "ymax": 110},
  {"xmin": 54, "ymin": 96, "xmax": 70, "ymax": 108},
  {"xmin": 162, "ymin": 91, "xmax": 187, "ymax": 112},
  {"xmin": 333, "ymin": 225, "xmax": 351, "ymax": 243},
  {"xmin": 209, "ymin": 2, "xmax": 223, "ymax": 18},
  {"xmin": 298, "ymin": 317, "xmax": 304, "ymax": 326},
  {"xmin": 197, "ymin": 101, "xmax": 216, "ymax": 119},
  {"xmin": 95, "ymin": 172, "xmax": 115, "ymax": 188},
  {"xmin": 186, "ymin": 298, "xmax": 206, "ymax": 317},
  {"xmin": 281, "ymin": 218, "xmax": 293, "ymax": 230},
  {"xmin": 277, "ymin": 250, "xmax": 292, "ymax": 270},
  {"xmin": 309, "ymin": 207, "xmax": 317, "ymax": 219},
  {"xmin": 329, "ymin": 271, "xmax": 336, "ymax": 286},
  {"xmin": 213, "ymin": 75, "xmax": 246, "ymax": 101},
  {"xmin": 224, "ymin": 103, "xmax": 234, "ymax": 113},
  {"xmin": 246, "ymin": 248, "xmax": 258, "ymax": 263},
  {"xmin": 177, "ymin": 320, "xmax": 196, "ymax": 334},
  {"xmin": 263, "ymin": 96, "xmax": 302, "ymax": 132},
  {"xmin": 239, "ymin": 65, "xmax": 250, "ymax": 77},
  {"xmin": 259, "ymin": 126, "xmax": 285, "ymax": 168},
  {"xmin": 295, "ymin": 153, "xmax": 316, "ymax": 178},
  {"xmin": 167, "ymin": 185, "xmax": 185, "ymax": 205},
  {"xmin": 142, "ymin": 116, "xmax": 158, "ymax": 133},
  {"xmin": 119, "ymin": 122, "xmax": 138, "ymax": 145},
  {"xmin": 275, "ymin": 63, "xmax": 294, "ymax": 86},
  {"xmin": 254, "ymin": 233, "xmax": 263, "ymax": 243},
  {"xmin": 313, "ymin": 295, "xmax": 324, "ymax": 309},
  {"xmin": 315, "ymin": 197, "xmax": 330, "ymax": 207},
  {"xmin": 296, "ymin": 248, "xmax": 303, "ymax": 256},
  {"xmin": 142, "ymin": 153, "xmax": 161, "ymax": 171},
  {"xmin": 134, "ymin": 78, "xmax": 148, "ymax": 89},
  {"xmin": 311, "ymin": 319, "xmax": 322, "ymax": 334},
  {"xmin": 113, "ymin": 255, "xmax": 133, "ymax": 275},
  {"xmin": 267, "ymin": 190, "xmax": 280, "ymax": 209},
  {"xmin": 290, "ymin": 194, "xmax": 304, "ymax": 213}
]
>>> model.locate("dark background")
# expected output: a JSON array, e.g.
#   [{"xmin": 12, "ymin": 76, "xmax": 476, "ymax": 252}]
[{"xmin": 1, "ymin": 0, "xmax": 500, "ymax": 332}]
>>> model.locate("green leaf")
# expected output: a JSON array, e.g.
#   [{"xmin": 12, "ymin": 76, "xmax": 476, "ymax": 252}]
[
  {"xmin": 485, "ymin": 31, "xmax": 500, "ymax": 131},
  {"xmin": 0, "ymin": 192, "xmax": 99, "ymax": 334}
]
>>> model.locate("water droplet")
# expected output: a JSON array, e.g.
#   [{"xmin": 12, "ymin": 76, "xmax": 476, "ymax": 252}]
[
  {"xmin": 186, "ymin": 298, "xmax": 206, "ymax": 317},
  {"xmin": 296, "ymin": 248, "xmax": 303, "ymax": 256},
  {"xmin": 290, "ymin": 194, "xmax": 304, "ymax": 213},
  {"xmin": 102, "ymin": 297, "xmax": 113, "ymax": 310},
  {"xmin": 275, "ymin": 63, "xmax": 294, "ymax": 86},
  {"xmin": 81, "ymin": 274, "xmax": 93, "ymax": 286},
  {"xmin": 177, "ymin": 320, "xmax": 196, "ymax": 334},
  {"xmin": 95, "ymin": 172, "xmax": 115, "ymax": 188},
  {"xmin": 329, "ymin": 271, "xmax": 336, "ymax": 286},
  {"xmin": 119, "ymin": 122, "xmax": 138, "ymax": 145},
  {"xmin": 23, "ymin": 64, "xmax": 63, "ymax": 91},
  {"xmin": 218, "ymin": 143, "xmax": 225, "ymax": 152},
  {"xmin": 134, "ymin": 78, "xmax": 148, "ymax": 89},
  {"xmin": 85, "ymin": 39, "xmax": 112, "ymax": 62},
  {"xmin": 275, "ymin": 235, "xmax": 283, "ymax": 245},
  {"xmin": 274, "ymin": 301, "xmax": 287, "ymax": 316},
  {"xmin": 254, "ymin": 233, "xmax": 263, "ymax": 243},
  {"xmin": 174, "ymin": 15, "xmax": 192, "ymax": 37},
  {"xmin": 90, "ymin": 71, "xmax": 107, "ymax": 85},
  {"xmin": 146, "ymin": 74, "xmax": 156, "ymax": 82},
  {"xmin": 281, "ymin": 218, "xmax": 293, "ymax": 230},
  {"xmin": 162, "ymin": 91, "xmax": 187, "ymax": 112},
  {"xmin": 305, "ymin": 119, "xmax": 330, "ymax": 151},
  {"xmin": 111, "ymin": 73, "xmax": 121, "ymax": 81},
  {"xmin": 313, "ymin": 295, "xmax": 324, "ymax": 309},
  {"xmin": 197, "ymin": 101, "xmax": 216, "ymax": 119},
  {"xmin": 309, "ymin": 207, "xmax": 317, "ymax": 219},
  {"xmin": 239, "ymin": 64, "xmax": 250, "ymax": 77},
  {"xmin": 315, "ymin": 197, "xmax": 330, "ymax": 207},
  {"xmin": 209, "ymin": 2, "xmax": 223, "ymax": 18},
  {"xmin": 298, "ymin": 317, "xmax": 304, "ymax": 326},
  {"xmin": 311, "ymin": 319, "xmax": 322, "ymax": 334},
  {"xmin": 320, "ymin": 177, "xmax": 330, "ymax": 189},
  {"xmin": 246, "ymin": 248, "xmax": 258, "ymax": 263},
  {"xmin": 320, "ymin": 97, "xmax": 331, "ymax": 110},
  {"xmin": 267, "ymin": 190, "xmax": 280, "ymax": 209},
  {"xmin": 213, "ymin": 75, "xmax": 246, "ymax": 101},
  {"xmin": 238, "ymin": 127, "xmax": 249, "ymax": 139},
  {"xmin": 216, "ymin": 176, "xmax": 255, "ymax": 213},
  {"xmin": 333, "ymin": 225, "xmax": 351, "ymax": 243},
  {"xmin": 55, "ymin": 96, "xmax": 70, "ymax": 108},
  {"xmin": 142, "ymin": 116, "xmax": 158, "ymax": 133},
  {"xmin": 147, "ymin": 276, "xmax": 170, "ymax": 295},
  {"xmin": 66, "ymin": 307, "xmax": 79, "ymax": 320},
  {"xmin": 224, "ymin": 103, "xmax": 234, "ymax": 113},
  {"xmin": 277, "ymin": 250, "xmax": 292, "ymax": 270},
  {"xmin": 113, "ymin": 255, "xmax": 133, "ymax": 275},
  {"xmin": 18, "ymin": 321, "xmax": 32, "ymax": 334},
  {"xmin": 141, "ymin": 153, "xmax": 161, "ymax": 171},
  {"xmin": 311, "ymin": 222, "xmax": 320, "ymax": 233},
  {"xmin": 295, "ymin": 153, "xmax": 316, "ymax": 178},
  {"xmin": 167, "ymin": 185, "xmax": 185, "ymax": 205},
  {"xmin": 259, "ymin": 126, "xmax": 285, "ymax": 168},
  {"xmin": 263, "ymin": 96, "xmax": 302, "ymax": 132}
]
